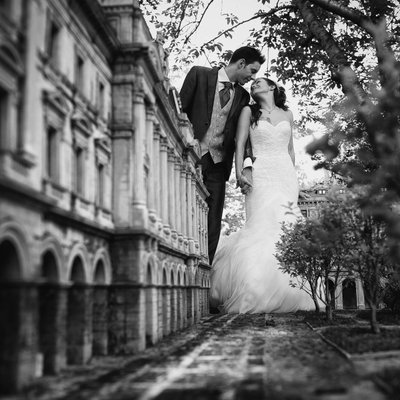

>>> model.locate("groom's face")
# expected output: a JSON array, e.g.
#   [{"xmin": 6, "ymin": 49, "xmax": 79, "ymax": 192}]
[{"xmin": 236, "ymin": 60, "xmax": 261, "ymax": 85}]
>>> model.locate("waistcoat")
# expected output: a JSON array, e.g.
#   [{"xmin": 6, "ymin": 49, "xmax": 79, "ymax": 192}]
[{"xmin": 199, "ymin": 84, "xmax": 234, "ymax": 163}]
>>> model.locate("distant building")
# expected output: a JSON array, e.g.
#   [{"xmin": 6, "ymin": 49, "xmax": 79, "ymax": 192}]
[
  {"xmin": 0, "ymin": 0, "xmax": 210, "ymax": 393},
  {"xmin": 298, "ymin": 184, "xmax": 366, "ymax": 312}
]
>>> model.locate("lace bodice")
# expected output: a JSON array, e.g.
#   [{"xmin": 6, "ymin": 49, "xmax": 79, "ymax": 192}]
[{"xmin": 250, "ymin": 119, "xmax": 292, "ymax": 159}]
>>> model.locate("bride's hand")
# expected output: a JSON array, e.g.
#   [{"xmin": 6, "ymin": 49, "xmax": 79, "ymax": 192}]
[
  {"xmin": 236, "ymin": 168, "xmax": 253, "ymax": 194},
  {"xmin": 241, "ymin": 167, "xmax": 253, "ymax": 187}
]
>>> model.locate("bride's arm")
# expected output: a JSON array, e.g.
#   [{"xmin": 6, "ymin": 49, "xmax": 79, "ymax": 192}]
[
  {"xmin": 287, "ymin": 110, "xmax": 295, "ymax": 166},
  {"xmin": 235, "ymin": 106, "xmax": 252, "ymax": 186}
]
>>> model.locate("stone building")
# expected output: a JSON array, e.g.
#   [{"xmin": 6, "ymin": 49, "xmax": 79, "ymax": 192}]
[
  {"xmin": 0, "ymin": 0, "xmax": 211, "ymax": 393},
  {"xmin": 298, "ymin": 184, "xmax": 366, "ymax": 311}
]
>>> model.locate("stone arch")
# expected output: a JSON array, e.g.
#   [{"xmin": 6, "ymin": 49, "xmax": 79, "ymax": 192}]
[
  {"xmin": 143, "ymin": 253, "xmax": 158, "ymax": 285},
  {"xmin": 93, "ymin": 260, "xmax": 106, "ymax": 284},
  {"xmin": 92, "ymin": 249, "xmax": 111, "ymax": 284},
  {"xmin": 40, "ymin": 234, "xmax": 64, "ymax": 282},
  {"xmin": 0, "ymin": 219, "xmax": 30, "ymax": 280},
  {"xmin": 67, "ymin": 244, "xmax": 89, "ymax": 283},
  {"xmin": 69, "ymin": 255, "xmax": 86, "ymax": 283},
  {"xmin": 92, "ymin": 252, "xmax": 110, "ymax": 357},
  {"xmin": 67, "ymin": 254, "xmax": 91, "ymax": 365},
  {"xmin": 0, "ymin": 220, "xmax": 31, "ymax": 392},
  {"xmin": 144, "ymin": 255, "xmax": 158, "ymax": 347},
  {"xmin": 342, "ymin": 278, "xmax": 357, "ymax": 309},
  {"xmin": 169, "ymin": 265, "xmax": 177, "ymax": 332},
  {"xmin": 162, "ymin": 266, "xmax": 169, "ymax": 336},
  {"xmin": 38, "ymin": 244, "xmax": 63, "ymax": 375}
]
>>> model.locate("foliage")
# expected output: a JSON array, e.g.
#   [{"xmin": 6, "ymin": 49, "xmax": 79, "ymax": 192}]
[
  {"xmin": 277, "ymin": 187, "xmax": 399, "ymax": 329},
  {"xmin": 276, "ymin": 218, "xmax": 324, "ymax": 314},
  {"xmin": 382, "ymin": 277, "xmax": 400, "ymax": 313},
  {"xmin": 336, "ymin": 187, "xmax": 399, "ymax": 333},
  {"xmin": 276, "ymin": 192, "xmax": 353, "ymax": 320}
]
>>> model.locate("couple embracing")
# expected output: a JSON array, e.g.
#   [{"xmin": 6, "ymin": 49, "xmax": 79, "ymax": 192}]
[{"xmin": 180, "ymin": 46, "xmax": 314, "ymax": 315}]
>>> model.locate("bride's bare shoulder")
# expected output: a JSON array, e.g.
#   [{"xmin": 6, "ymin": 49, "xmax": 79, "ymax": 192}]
[{"xmin": 284, "ymin": 109, "xmax": 294, "ymax": 124}]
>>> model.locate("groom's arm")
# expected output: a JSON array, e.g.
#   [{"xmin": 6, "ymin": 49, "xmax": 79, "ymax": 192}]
[{"xmin": 180, "ymin": 67, "xmax": 198, "ymax": 117}]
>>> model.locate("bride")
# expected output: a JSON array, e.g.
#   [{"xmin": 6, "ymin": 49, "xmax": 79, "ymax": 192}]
[{"xmin": 210, "ymin": 77, "xmax": 315, "ymax": 314}]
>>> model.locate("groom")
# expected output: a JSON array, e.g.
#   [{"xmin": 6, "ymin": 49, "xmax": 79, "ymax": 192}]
[{"xmin": 180, "ymin": 46, "xmax": 265, "ymax": 267}]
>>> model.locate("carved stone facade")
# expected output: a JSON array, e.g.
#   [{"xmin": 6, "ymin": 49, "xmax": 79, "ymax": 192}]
[{"xmin": 0, "ymin": 0, "xmax": 210, "ymax": 393}]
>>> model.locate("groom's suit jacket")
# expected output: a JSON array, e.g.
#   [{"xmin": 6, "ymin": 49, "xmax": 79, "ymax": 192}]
[{"xmin": 180, "ymin": 66, "xmax": 251, "ymax": 181}]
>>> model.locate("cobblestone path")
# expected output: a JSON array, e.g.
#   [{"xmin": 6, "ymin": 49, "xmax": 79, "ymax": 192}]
[{"xmin": 15, "ymin": 313, "xmax": 386, "ymax": 400}]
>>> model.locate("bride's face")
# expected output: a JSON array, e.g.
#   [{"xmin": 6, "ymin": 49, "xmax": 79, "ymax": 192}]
[{"xmin": 251, "ymin": 78, "xmax": 273, "ymax": 98}]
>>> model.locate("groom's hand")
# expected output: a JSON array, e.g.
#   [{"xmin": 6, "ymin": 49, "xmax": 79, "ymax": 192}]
[{"xmin": 239, "ymin": 167, "xmax": 253, "ymax": 195}]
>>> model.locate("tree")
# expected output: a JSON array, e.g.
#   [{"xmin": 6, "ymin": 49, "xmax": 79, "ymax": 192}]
[
  {"xmin": 276, "ymin": 218, "xmax": 323, "ymax": 313},
  {"xmin": 276, "ymin": 194, "xmax": 352, "ymax": 320},
  {"xmin": 340, "ymin": 188, "xmax": 398, "ymax": 333}
]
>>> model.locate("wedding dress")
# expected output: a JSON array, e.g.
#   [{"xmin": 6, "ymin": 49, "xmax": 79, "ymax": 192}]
[{"xmin": 210, "ymin": 118, "xmax": 315, "ymax": 313}]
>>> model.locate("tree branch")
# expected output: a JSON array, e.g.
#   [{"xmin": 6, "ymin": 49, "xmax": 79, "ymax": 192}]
[
  {"xmin": 296, "ymin": 0, "xmax": 370, "ymax": 105},
  {"xmin": 174, "ymin": 0, "xmax": 191, "ymax": 39},
  {"xmin": 183, "ymin": 0, "xmax": 215, "ymax": 45},
  {"xmin": 195, "ymin": 5, "xmax": 294, "ymax": 51},
  {"xmin": 307, "ymin": 0, "xmax": 374, "ymax": 33},
  {"xmin": 308, "ymin": 0, "xmax": 398, "ymax": 88}
]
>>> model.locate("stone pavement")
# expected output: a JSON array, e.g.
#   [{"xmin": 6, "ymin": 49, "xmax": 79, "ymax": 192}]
[{"xmin": 6, "ymin": 313, "xmax": 387, "ymax": 400}]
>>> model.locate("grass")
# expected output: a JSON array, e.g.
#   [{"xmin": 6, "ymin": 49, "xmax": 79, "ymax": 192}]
[
  {"xmin": 301, "ymin": 309, "xmax": 400, "ymax": 354},
  {"xmin": 322, "ymin": 326, "xmax": 400, "ymax": 354}
]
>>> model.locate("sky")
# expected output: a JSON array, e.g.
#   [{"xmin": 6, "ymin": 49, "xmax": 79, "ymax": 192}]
[{"xmin": 145, "ymin": 0, "xmax": 327, "ymax": 188}]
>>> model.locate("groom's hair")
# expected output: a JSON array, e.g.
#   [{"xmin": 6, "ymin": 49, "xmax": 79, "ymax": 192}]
[{"xmin": 229, "ymin": 46, "xmax": 265, "ymax": 65}]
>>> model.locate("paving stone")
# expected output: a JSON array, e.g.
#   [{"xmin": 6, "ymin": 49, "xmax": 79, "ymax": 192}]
[{"xmin": 4, "ymin": 313, "xmax": 388, "ymax": 400}]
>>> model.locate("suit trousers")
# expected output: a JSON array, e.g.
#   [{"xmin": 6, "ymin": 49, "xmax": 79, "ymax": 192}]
[{"xmin": 200, "ymin": 152, "xmax": 227, "ymax": 265}]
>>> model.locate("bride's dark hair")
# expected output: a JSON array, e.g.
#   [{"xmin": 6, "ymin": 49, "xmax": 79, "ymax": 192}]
[{"xmin": 250, "ymin": 78, "xmax": 288, "ymax": 126}]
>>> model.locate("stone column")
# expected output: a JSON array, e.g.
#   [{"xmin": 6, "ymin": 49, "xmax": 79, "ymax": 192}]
[
  {"xmin": 170, "ymin": 284, "xmax": 177, "ymax": 332},
  {"xmin": 174, "ymin": 157, "xmax": 183, "ymax": 245},
  {"xmin": 108, "ymin": 283, "xmax": 145, "ymax": 354},
  {"xmin": 180, "ymin": 165, "xmax": 188, "ymax": 248},
  {"xmin": 153, "ymin": 125, "xmax": 162, "ymax": 228},
  {"xmin": 66, "ymin": 284, "xmax": 93, "ymax": 365},
  {"xmin": 38, "ymin": 283, "xmax": 68, "ymax": 375},
  {"xmin": 335, "ymin": 281, "xmax": 344, "ymax": 310},
  {"xmin": 160, "ymin": 138, "xmax": 170, "ymax": 236},
  {"xmin": 195, "ymin": 194, "xmax": 201, "ymax": 255},
  {"xmin": 157, "ymin": 284, "xmax": 164, "ymax": 340},
  {"xmin": 201, "ymin": 201, "xmax": 206, "ymax": 256},
  {"xmin": 168, "ymin": 149, "xmax": 177, "ymax": 239},
  {"xmin": 191, "ymin": 177, "xmax": 198, "ymax": 254},
  {"xmin": 131, "ymin": 86, "xmax": 148, "ymax": 227},
  {"xmin": 18, "ymin": 0, "xmax": 40, "ymax": 165},
  {"xmin": 186, "ymin": 170, "xmax": 195, "ymax": 253},
  {"xmin": 203, "ymin": 201, "xmax": 209, "ymax": 262},
  {"xmin": 146, "ymin": 106, "xmax": 156, "ymax": 227},
  {"xmin": 92, "ymin": 284, "xmax": 108, "ymax": 356},
  {"xmin": 144, "ymin": 285, "xmax": 158, "ymax": 346},
  {"xmin": 356, "ymin": 278, "xmax": 366, "ymax": 309}
]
